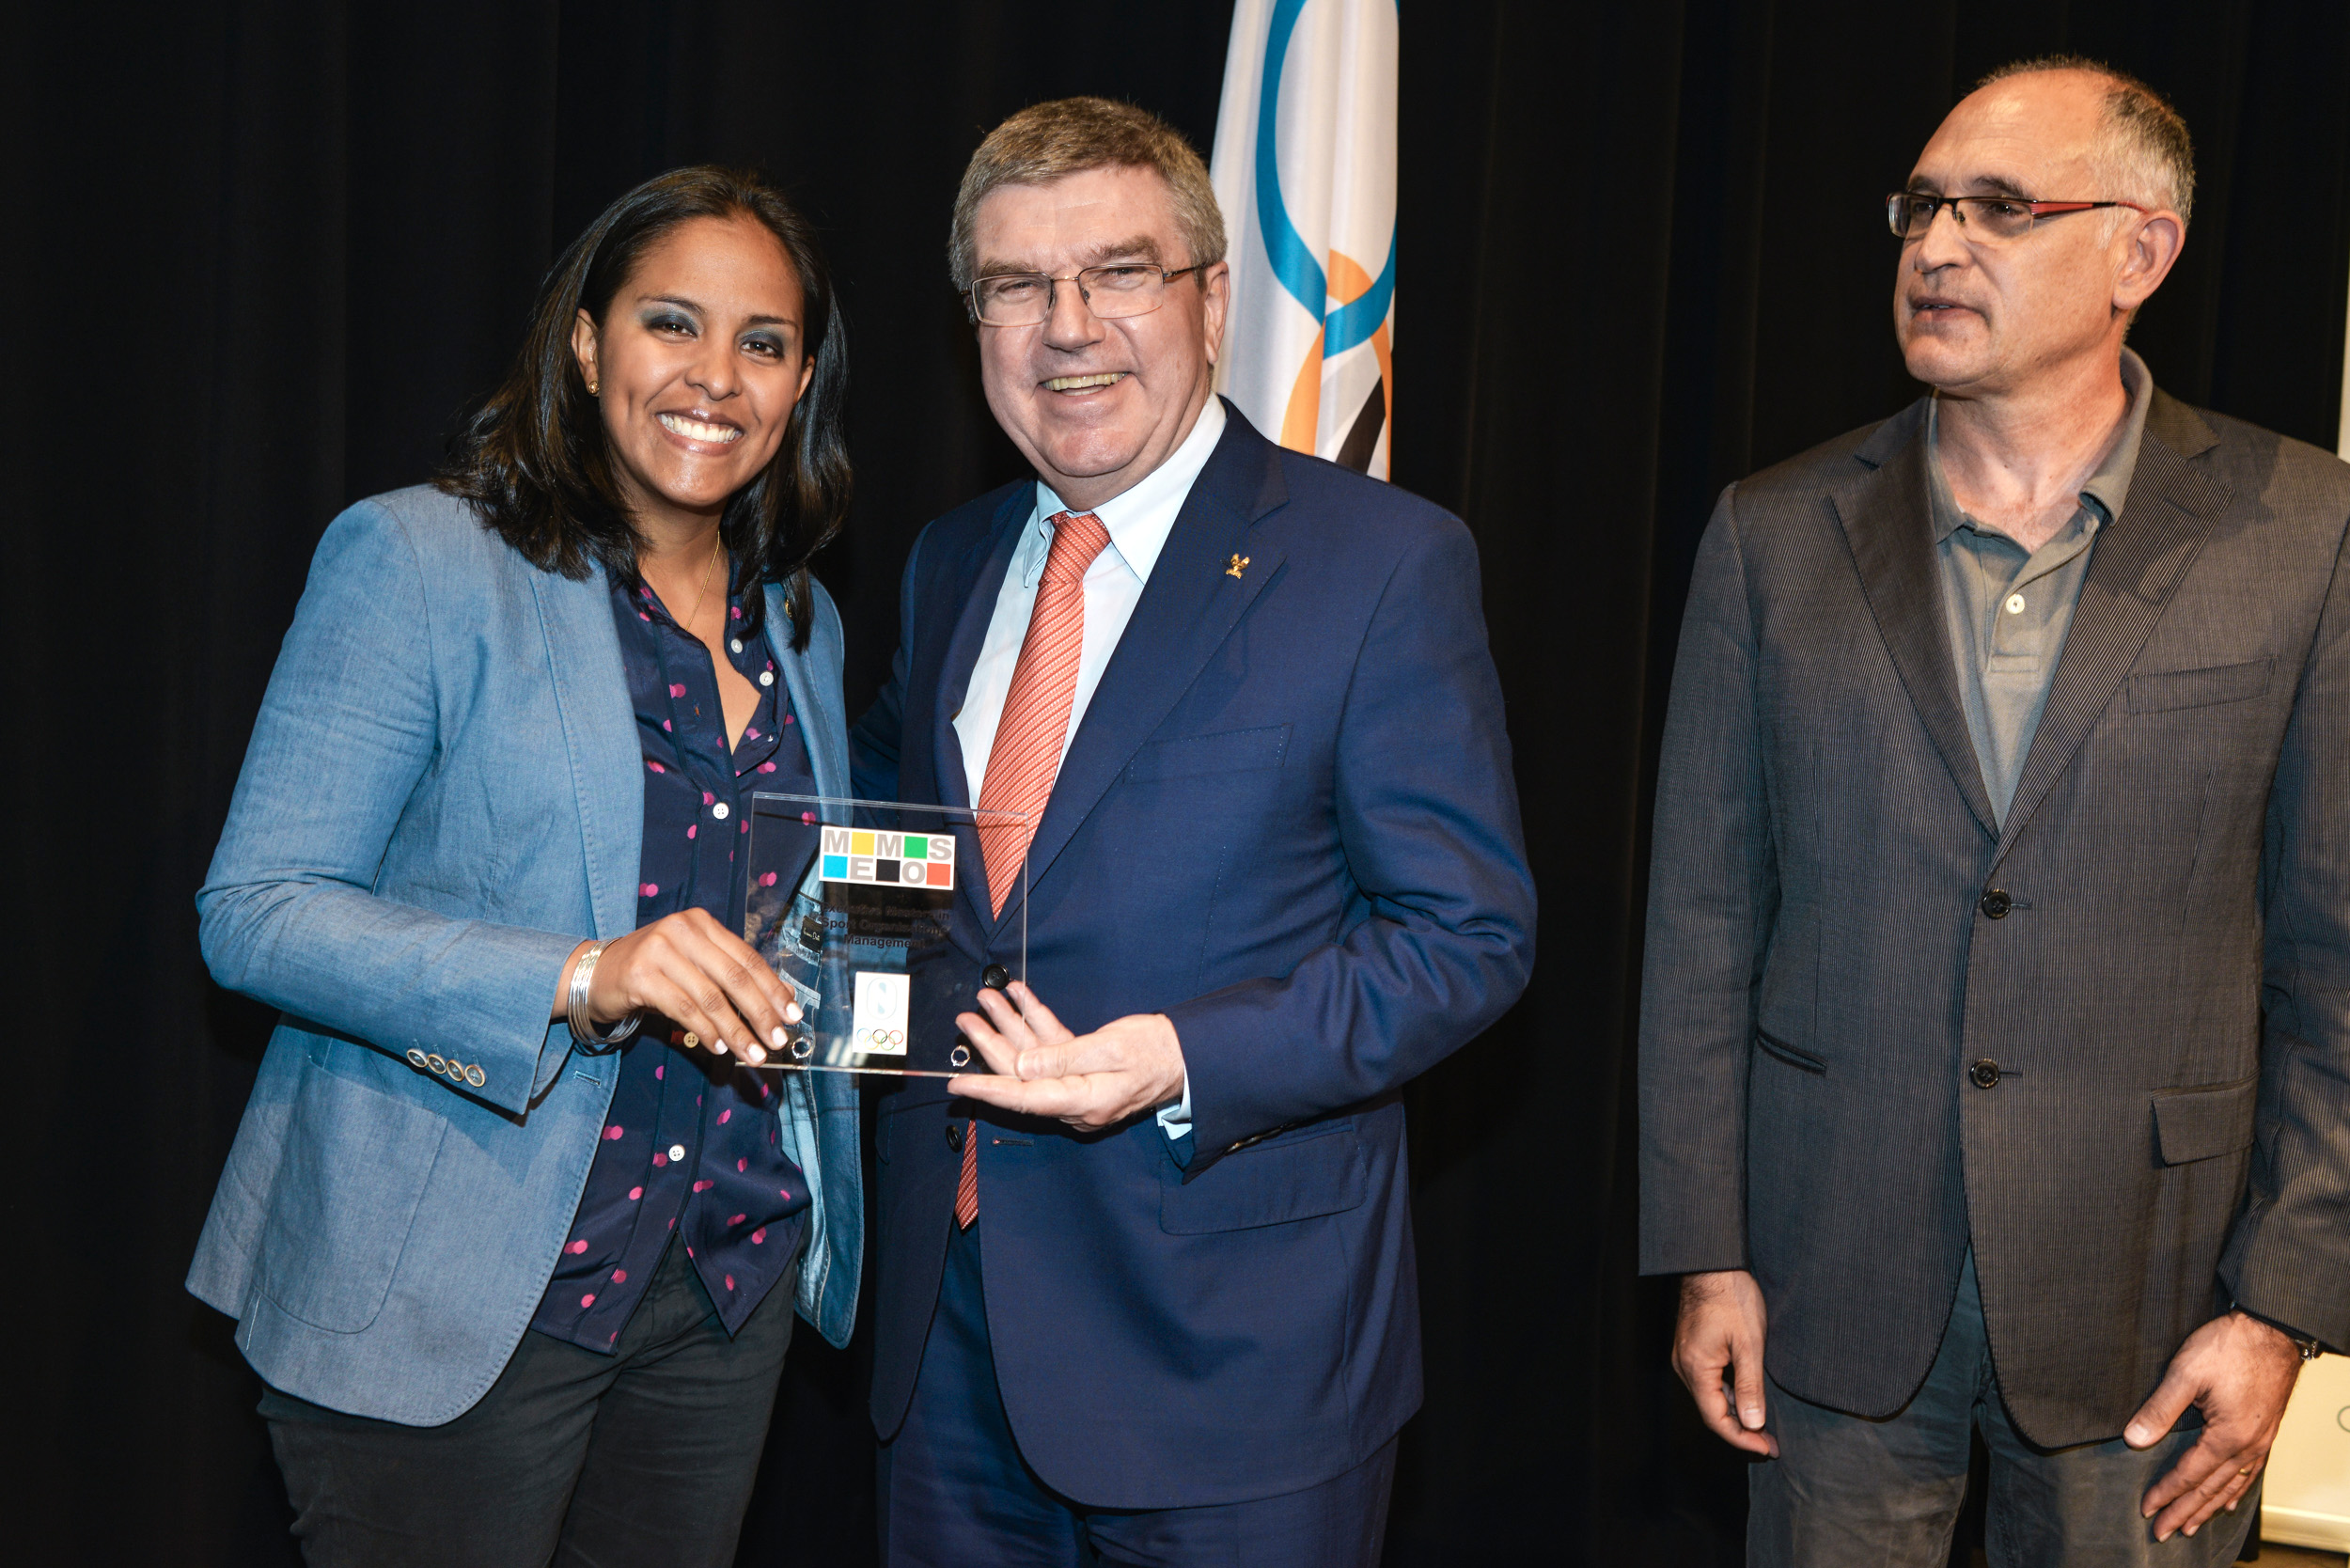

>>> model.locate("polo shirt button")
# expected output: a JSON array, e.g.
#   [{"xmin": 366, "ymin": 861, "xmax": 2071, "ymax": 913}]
[
  {"xmin": 759, "ymin": 670, "xmax": 775, "ymax": 687},
  {"xmin": 2004, "ymin": 594, "xmax": 2026, "ymax": 615},
  {"xmin": 713, "ymin": 802, "xmax": 730, "ymax": 820},
  {"xmin": 669, "ymin": 1144, "xmax": 686, "ymax": 1163}
]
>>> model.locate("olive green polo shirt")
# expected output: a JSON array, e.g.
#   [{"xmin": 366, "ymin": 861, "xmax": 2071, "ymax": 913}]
[{"xmin": 1927, "ymin": 348, "xmax": 2154, "ymax": 826}]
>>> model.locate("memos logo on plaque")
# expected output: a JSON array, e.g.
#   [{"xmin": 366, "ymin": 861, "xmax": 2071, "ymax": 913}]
[{"xmin": 820, "ymin": 826, "xmax": 956, "ymax": 888}]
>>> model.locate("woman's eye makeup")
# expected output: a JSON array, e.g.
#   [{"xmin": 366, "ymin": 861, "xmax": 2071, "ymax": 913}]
[
  {"xmin": 643, "ymin": 311, "xmax": 696, "ymax": 336},
  {"xmin": 742, "ymin": 333, "xmax": 789, "ymax": 359}
]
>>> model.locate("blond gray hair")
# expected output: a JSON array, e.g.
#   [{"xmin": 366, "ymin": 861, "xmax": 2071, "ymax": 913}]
[
  {"xmin": 1978, "ymin": 55, "xmax": 2196, "ymax": 222},
  {"xmin": 948, "ymin": 96, "xmax": 1227, "ymax": 291}
]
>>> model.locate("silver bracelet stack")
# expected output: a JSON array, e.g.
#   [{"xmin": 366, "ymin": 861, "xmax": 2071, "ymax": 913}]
[{"xmin": 567, "ymin": 940, "xmax": 642, "ymax": 1051}]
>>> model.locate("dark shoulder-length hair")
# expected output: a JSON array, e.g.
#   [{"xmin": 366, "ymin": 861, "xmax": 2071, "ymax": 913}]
[{"xmin": 436, "ymin": 165, "xmax": 851, "ymax": 650}]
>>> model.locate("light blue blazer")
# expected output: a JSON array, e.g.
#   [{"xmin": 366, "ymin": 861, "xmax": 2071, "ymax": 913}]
[{"xmin": 187, "ymin": 485, "xmax": 863, "ymax": 1425}]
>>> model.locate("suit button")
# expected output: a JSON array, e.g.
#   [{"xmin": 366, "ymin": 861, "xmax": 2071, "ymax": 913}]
[
  {"xmin": 406, "ymin": 1048, "xmax": 429, "ymax": 1068},
  {"xmin": 427, "ymin": 1053, "xmax": 448, "ymax": 1075},
  {"xmin": 1969, "ymin": 1059, "xmax": 2002, "ymax": 1090},
  {"xmin": 946, "ymin": 1122, "xmax": 965, "ymax": 1152},
  {"xmin": 980, "ymin": 964, "xmax": 1010, "ymax": 992},
  {"xmin": 464, "ymin": 1065, "xmax": 486, "ymax": 1088},
  {"xmin": 1980, "ymin": 889, "xmax": 2013, "ymax": 919}
]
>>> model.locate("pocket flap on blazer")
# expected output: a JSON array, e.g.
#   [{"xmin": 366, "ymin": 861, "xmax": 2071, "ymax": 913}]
[
  {"xmin": 2151, "ymin": 1075, "xmax": 2259, "ymax": 1166},
  {"xmin": 1124, "ymin": 724, "xmax": 1292, "ymax": 784},
  {"xmin": 1161, "ymin": 1121, "xmax": 1368, "ymax": 1233},
  {"xmin": 2126, "ymin": 658, "xmax": 2273, "ymax": 714}
]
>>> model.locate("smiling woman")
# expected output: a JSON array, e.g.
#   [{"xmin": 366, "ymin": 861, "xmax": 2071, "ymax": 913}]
[{"xmin": 187, "ymin": 165, "xmax": 865, "ymax": 1568}]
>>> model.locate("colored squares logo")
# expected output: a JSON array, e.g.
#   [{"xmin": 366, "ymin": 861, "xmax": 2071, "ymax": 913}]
[{"xmin": 818, "ymin": 824, "xmax": 955, "ymax": 889}]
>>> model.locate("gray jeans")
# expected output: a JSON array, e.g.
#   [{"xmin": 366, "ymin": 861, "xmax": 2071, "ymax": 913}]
[{"xmin": 1748, "ymin": 1251, "xmax": 2256, "ymax": 1568}]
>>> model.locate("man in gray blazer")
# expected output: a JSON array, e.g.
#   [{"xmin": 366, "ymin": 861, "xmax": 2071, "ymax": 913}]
[{"xmin": 1641, "ymin": 56, "xmax": 2350, "ymax": 1565}]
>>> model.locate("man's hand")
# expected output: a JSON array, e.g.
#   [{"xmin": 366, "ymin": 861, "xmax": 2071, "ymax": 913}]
[
  {"xmin": 1673, "ymin": 1269, "xmax": 1778, "ymax": 1458},
  {"xmin": 2128, "ymin": 1310, "xmax": 2304, "ymax": 1541},
  {"xmin": 948, "ymin": 981, "xmax": 1185, "ymax": 1132}
]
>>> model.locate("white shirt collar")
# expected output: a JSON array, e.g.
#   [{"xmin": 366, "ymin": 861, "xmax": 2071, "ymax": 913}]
[{"xmin": 1026, "ymin": 395, "xmax": 1228, "ymax": 585}]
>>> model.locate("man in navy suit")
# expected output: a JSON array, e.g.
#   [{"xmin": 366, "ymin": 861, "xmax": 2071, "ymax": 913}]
[{"xmin": 851, "ymin": 96, "xmax": 1535, "ymax": 1565}]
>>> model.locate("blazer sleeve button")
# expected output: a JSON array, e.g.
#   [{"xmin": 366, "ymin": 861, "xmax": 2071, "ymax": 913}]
[
  {"xmin": 465, "ymin": 1064, "xmax": 486, "ymax": 1088},
  {"xmin": 1980, "ymin": 889, "xmax": 2013, "ymax": 919},
  {"xmin": 406, "ymin": 1048, "xmax": 430, "ymax": 1068}
]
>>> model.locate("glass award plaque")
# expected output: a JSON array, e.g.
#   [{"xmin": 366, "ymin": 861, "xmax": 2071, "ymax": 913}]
[{"xmin": 744, "ymin": 792, "xmax": 1028, "ymax": 1076}]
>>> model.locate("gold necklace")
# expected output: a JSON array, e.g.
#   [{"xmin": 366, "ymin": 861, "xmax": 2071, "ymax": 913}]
[{"xmin": 681, "ymin": 528, "xmax": 724, "ymax": 636}]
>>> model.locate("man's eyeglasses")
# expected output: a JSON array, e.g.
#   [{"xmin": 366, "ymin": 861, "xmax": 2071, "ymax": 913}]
[
  {"xmin": 1887, "ymin": 192, "xmax": 2151, "ymax": 243},
  {"xmin": 967, "ymin": 263, "xmax": 1202, "ymax": 326}
]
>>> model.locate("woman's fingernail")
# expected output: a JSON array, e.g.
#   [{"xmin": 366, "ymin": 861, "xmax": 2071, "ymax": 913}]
[
  {"xmin": 713, "ymin": 1038, "xmax": 728, "ymax": 1054},
  {"xmin": 747, "ymin": 1043, "xmax": 766, "ymax": 1063},
  {"xmin": 771, "ymin": 1027, "xmax": 789, "ymax": 1048},
  {"xmin": 784, "ymin": 1003, "xmax": 801, "ymax": 1025}
]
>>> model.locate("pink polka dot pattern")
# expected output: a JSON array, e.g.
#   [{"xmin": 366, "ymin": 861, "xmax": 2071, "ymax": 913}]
[{"xmin": 531, "ymin": 567, "xmax": 812, "ymax": 1353}]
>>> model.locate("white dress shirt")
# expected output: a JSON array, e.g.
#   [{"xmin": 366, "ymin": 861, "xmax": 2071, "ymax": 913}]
[{"xmin": 952, "ymin": 395, "xmax": 1227, "ymax": 1136}]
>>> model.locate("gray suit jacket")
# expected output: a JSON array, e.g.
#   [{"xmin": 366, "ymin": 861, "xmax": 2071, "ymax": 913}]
[{"xmin": 1639, "ymin": 390, "xmax": 2350, "ymax": 1446}]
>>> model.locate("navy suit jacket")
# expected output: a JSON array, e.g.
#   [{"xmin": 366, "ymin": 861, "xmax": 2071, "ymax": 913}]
[{"xmin": 852, "ymin": 404, "xmax": 1534, "ymax": 1507}]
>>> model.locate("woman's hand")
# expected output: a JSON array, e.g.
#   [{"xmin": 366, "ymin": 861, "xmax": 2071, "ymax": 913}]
[{"xmin": 557, "ymin": 910, "xmax": 799, "ymax": 1068}]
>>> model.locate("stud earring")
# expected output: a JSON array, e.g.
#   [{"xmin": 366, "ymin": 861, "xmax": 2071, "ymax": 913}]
[{"xmin": 587, "ymin": 378, "xmax": 600, "ymax": 396}]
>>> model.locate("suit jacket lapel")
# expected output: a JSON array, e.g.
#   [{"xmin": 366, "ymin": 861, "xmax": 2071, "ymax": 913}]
[
  {"xmin": 762, "ymin": 582, "xmax": 848, "ymax": 799},
  {"xmin": 531, "ymin": 562, "xmax": 642, "ymax": 941},
  {"xmin": 990, "ymin": 411, "xmax": 1290, "ymax": 933},
  {"xmin": 1831, "ymin": 402, "xmax": 2000, "ymax": 839},
  {"xmin": 926, "ymin": 485, "xmax": 1032, "ymax": 926},
  {"xmin": 1993, "ymin": 394, "xmax": 2229, "ymax": 862}
]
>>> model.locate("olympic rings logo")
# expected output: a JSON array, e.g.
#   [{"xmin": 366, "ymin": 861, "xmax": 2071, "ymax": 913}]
[{"xmin": 857, "ymin": 1029, "xmax": 906, "ymax": 1047}]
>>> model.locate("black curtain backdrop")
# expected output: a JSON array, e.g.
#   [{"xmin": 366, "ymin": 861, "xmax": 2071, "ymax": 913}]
[{"xmin": 8, "ymin": 3, "xmax": 2346, "ymax": 1563}]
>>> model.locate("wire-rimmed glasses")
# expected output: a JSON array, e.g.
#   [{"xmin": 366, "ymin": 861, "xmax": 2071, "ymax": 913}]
[
  {"xmin": 967, "ymin": 263, "xmax": 1202, "ymax": 326},
  {"xmin": 1887, "ymin": 191, "xmax": 2151, "ymax": 243}
]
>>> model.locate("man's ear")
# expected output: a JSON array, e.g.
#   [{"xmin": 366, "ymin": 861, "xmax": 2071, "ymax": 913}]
[
  {"xmin": 572, "ymin": 307, "xmax": 602, "ymax": 392},
  {"xmin": 2114, "ymin": 211, "xmax": 2186, "ymax": 315},
  {"xmin": 1200, "ymin": 260, "xmax": 1232, "ymax": 368}
]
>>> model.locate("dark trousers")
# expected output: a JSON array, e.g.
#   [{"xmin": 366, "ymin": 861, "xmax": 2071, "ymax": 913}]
[
  {"xmin": 877, "ymin": 1217, "xmax": 1397, "ymax": 1568},
  {"xmin": 260, "ymin": 1235, "xmax": 799, "ymax": 1568},
  {"xmin": 1749, "ymin": 1250, "xmax": 2256, "ymax": 1568}
]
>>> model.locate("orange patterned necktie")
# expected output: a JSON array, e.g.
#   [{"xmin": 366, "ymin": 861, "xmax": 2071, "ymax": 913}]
[{"xmin": 959, "ymin": 510, "xmax": 1112, "ymax": 1228}]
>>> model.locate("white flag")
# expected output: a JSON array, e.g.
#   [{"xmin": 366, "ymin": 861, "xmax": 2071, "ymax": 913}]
[{"xmin": 1209, "ymin": 0, "xmax": 1398, "ymax": 479}]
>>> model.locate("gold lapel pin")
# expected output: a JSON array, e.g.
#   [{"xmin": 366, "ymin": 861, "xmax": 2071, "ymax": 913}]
[{"xmin": 1227, "ymin": 554, "xmax": 1250, "ymax": 579}]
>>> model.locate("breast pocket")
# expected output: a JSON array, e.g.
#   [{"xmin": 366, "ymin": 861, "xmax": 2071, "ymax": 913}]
[
  {"xmin": 2126, "ymin": 658, "xmax": 2273, "ymax": 714},
  {"xmin": 1123, "ymin": 724, "xmax": 1292, "ymax": 784}
]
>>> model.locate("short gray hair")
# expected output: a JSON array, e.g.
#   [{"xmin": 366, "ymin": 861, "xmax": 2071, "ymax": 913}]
[
  {"xmin": 1978, "ymin": 55, "xmax": 2196, "ymax": 222},
  {"xmin": 948, "ymin": 97, "xmax": 1227, "ymax": 292}
]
